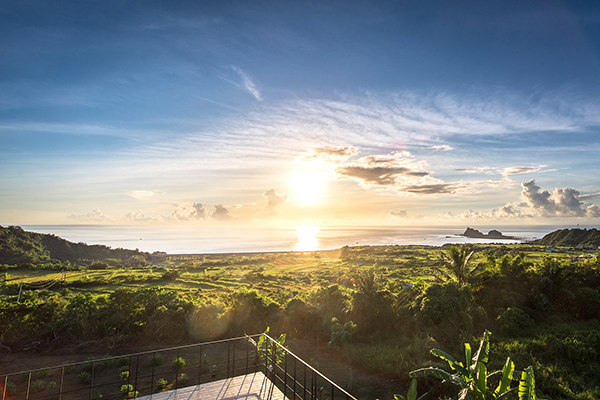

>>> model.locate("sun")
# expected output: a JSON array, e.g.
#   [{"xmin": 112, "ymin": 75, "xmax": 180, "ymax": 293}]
[{"xmin": 291, "ymin": 170, "xmax": 325, "ymax": 204}]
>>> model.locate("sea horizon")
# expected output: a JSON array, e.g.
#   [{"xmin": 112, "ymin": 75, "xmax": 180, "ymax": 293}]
[{"xmin": 11, "ymin": 223, "xmax": 598, "ymax": 255}]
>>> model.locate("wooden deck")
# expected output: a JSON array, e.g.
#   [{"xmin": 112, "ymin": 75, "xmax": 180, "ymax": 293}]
[{"xmin": 137, "ymin": 371, "xmax": 286, "ymax": 400}]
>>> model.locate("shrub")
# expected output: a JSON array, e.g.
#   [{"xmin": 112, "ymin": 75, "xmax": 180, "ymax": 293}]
[
  {"xmin": 120, "ymin": 371, "xmax": 129, "ymax": 380},
  {"xmin": 496, "ymin": 307, "xmax": 534, "ymax": 337},
  {"xmin": 117, "ymin": 357, "xmax": 130, "ymax": 367},
  {"xmin": 155, "ymin": 378, "xmax": 169, "ymax": 392},
  {"xmin": 31, "ymin": 379, "xmax": 47, "ymax": 393},
  {"xmin": 149, "ymin": 353, "xmax": 163, "ymax": 366},
  {"xmin": 178, "ymin": 373, "xmax": 189, "ymax": 385},
  {"xmin": 120, "ymin": 384, "xmax": 138, "ymax": 399},
  {"xmin": 77, "ymin": 372, "xmax": 90, "ymax": 383},
  {"xmin": 47, "ymin": 381, "xmax": 57, "ymax": 391},
  {"xmin": 172, "ymin": 357, "xmax": 186, "ymax": 370},
  {"xmin": 36, "ymin": 368, "xmax": 51, "ymax": 378}
]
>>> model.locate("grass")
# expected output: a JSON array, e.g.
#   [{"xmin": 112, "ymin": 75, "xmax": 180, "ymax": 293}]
[{"xmin": 2, "ymin": 244, "xmax": 567, "ymax": 300}]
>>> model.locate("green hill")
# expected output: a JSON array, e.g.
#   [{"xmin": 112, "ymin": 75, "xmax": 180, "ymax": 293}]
[
  {"xmin": 533, "ymin": 228, "xmax": 600, "ymax": 247},
  {"xmin": 0, "ymin": 225, "xmax": 148, "ymax": 265}
]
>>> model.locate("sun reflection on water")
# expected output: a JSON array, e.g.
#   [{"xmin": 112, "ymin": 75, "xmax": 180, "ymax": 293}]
[{"xmin": 295, "ymin": 224, "xmax": 319, "ymax": 251}]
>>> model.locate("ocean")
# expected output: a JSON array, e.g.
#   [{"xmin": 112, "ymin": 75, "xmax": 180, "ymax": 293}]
[{"xmin": 17, "ymin": 224, "xmax": 595, "ymax": 255}]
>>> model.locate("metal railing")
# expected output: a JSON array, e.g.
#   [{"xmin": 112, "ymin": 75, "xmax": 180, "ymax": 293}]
[{"xmin": 1, "ymin": 334, "xmax": 357, "ymax": 400}]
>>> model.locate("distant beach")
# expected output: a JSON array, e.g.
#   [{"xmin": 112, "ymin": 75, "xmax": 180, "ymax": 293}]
[{"xmin": 17, "ymin": 224, "xmax": 595, "ymax": 255}]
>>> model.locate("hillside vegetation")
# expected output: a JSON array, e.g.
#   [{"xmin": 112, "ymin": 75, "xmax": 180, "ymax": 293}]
[
  {"xmin": 534, "ymin": 228, "xmax": 600, "ymax": 247},
  {"xmin": 0, "ymin": 225, "xmax": 148, "ymax": 265},
  {"xmin": 1, "ymin": 228, "xmax": 599, "ymax": 399}
]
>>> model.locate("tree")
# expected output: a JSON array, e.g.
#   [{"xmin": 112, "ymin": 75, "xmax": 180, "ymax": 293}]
[{"xmin": 435, "ymin": 245, "xmax": 481, "ymax": 286}]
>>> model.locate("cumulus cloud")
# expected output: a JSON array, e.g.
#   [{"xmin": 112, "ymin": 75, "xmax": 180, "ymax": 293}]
[
  {"xmin": 167, "ymin": 203, "xmax": 208, "ymax": 221},
  {"xmin": 390, "ymin": 210, "xmax": 408, "ymax": 218},
  {"xmin": 126, "ymin": 190, "xmax": 164, "ymax": 200},
  {"xmin": 67, "ymin": 208, "xmax": 109, "ymax": 221},
  {"xmin": 231, "ymin": 66, "xmax": 262, "ymax": 101},
  {"xmin": 430, "ymin": 144, "xmax": 454, "ymax": 152},
  {"xmin": 441, "ymin": 180, "xmax": 599, "ymax": 221},
  {"xmin": 123, "ymin": 211, "xmax": 154, "ymax": 221},
  {"xmin": 212, "ymin": 204, "xmax": 233, "ymax": 221},
  {"xmin": 263, "ymin": 189, "xmax": 288, "ymax": 215},
  {"xmin": 521, "ymin": 179, "xmax": 600, "ymax": 218}
]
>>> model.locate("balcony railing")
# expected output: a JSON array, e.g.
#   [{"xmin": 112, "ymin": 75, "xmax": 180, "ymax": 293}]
[{"xmin": 1, "ymin": 333, "xmax": 357, "ymax": 400}]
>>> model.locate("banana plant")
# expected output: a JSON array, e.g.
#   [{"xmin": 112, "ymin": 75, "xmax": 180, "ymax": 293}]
[
  {"xmin": 409, "ymin": 330, "xmax": 536, "ymax": 400},
  {"xmin": 394, "ymin": 378, "xmax": 429, "ymax": 400},
  {"xmin": 247, "ymin": 327, "xmax": 287, "ymax": 366}
]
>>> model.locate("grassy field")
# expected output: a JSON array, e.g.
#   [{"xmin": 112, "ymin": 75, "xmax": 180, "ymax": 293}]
[{"xmin": 2, "ymin": 242, "xmax": 598, "ymax": 400}]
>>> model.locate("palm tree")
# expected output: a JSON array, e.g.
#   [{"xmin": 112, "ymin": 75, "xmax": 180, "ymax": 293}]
[{"xmin": 435, "ymin": 245, "xmax": 479, "ymax": 286}]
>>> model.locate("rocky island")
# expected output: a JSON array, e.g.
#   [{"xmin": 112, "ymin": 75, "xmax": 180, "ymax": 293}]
[{"xmin": 461, "ymin": 227, "xmax": 517, "ymax": 240}]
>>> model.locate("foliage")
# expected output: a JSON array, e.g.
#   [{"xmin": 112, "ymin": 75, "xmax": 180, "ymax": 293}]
[
  {"xmin": 154, "ymin": 378, "xmax": 169, "ymax": 392},
  {"xmin": 77, "ymin": 371, "xmax": 91, "ymax": 383},
  {"xmin": 435, "ymin": 245, "xmax": 481, "ymax": 286},
  {"xmin": 329, "ymin": 317, "xmax": 356, "ymax": 347},
  {"xmin": 409, "ymin": 330, "xmax": 536, "ymax": 400},
  {"xmin": 120, "ymin": 384, "xmax": 138, "ymax": 399},
  {"xmin": 172, "ymin": 357, "xmax": 186, "ymax": 370},
  {"xmin": 148, "ymin": 353, "xmax": 163, "ymax": 366}
]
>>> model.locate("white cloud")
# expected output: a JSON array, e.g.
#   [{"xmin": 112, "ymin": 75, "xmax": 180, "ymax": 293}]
[
  {"xmin": 165, "ymin": 203, "xmax": 208, "ymax": 221},
  {"xmin": 67, "ymin": 208, "xmax": 110, "ymax": 221},
  {"xmin": 212, "ymin": 204, "xmax": 233, "ymax": 221},
  {"xmin": 390, "ymin": 210, "xmax": 408, "ymax": 218},
  {"xmin": 430, "ymin": 144, "xmax": 454, "ymax": 152},
  {"xmin": 126, "ymin": 190, "xmax": 164, "ymax": 200},
  {"xmin": 263, "ymin": 189, "xmax": 288, "ymax": 215},
  {"xmin": 123, "ymin": 211, "xmax": 154, "ymax": 221},
  {"xmin": 232, "ymin": 66, "xmax": 262, "ymax": 101}
]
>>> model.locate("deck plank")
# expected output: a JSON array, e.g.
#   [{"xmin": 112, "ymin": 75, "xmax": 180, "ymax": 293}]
[{"xmin": 137, "ymin": 371, "xmax": 286, "ymax": 400}]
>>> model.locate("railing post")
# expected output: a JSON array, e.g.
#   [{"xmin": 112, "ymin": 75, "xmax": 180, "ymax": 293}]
[
  {"xmin": 227, "ymin": 342, "xmax": 231, "ymax": 378},
  {"xmin": 2, "ymin": 376, "xmax": 7, "ymax": 400},
  {"xmin": 134, "ymin": 354, "xmax": 140, "ymax": 395},
  {"xmin": 151, "ymin": 353, "xmax": 156, "ymax": 394},
  {"xmin": 59, "ymin": 366, "xmax": 65, "ymax": 400},
  {"xmin": 198, "ymin": 347, "xmax": 203, "ymax": 385},
  {"xmin": 293, "ymin": 358, "xmax": 297, "ymax": 400},
  {"xmin": 284, "ymin": 348, "xmax": 288, "ymax": 398},
  {"xmin": 232, "ymin": 341, "xmax": 236, "ymax": 377},
  {"xmin": 175, "ymin": 348, "xmax": 180, "ymax": 389},
  {"xmin": 331, "ymin": 382, "xmax": 335, "ymax": 400},
  {"xmin": 245, "ymin": 338, "xmax": 249, "ymax": 375},
  {"xmin": 303, "ymin": 364, "xmax": 307, "ymax": 400},
  {"xmin": 26, "ymin": 372, "xmax": 31, "ymax": 399},
  {"xmin": 89, "ymin": 361, "xmax": 95, "ymax": 400}
]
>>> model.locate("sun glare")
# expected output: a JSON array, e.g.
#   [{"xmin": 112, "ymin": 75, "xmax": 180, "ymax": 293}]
[
  {"xmin": 295, "ymin": 224, "xmax": 319, "ymax": 251},
  {"xmin": 292, "ymin": 170, "xmax": 325, "ymax": 205}
]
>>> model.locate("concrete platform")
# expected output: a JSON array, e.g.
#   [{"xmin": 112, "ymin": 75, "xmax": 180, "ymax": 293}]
[{"xmin": 137, "ymin": 371, "xmax": 286, "ymax": 400}]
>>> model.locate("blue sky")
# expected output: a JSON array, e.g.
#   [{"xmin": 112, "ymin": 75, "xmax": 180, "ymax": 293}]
[{"xmin": 1, "ymin": 0, "xmax": 600, "ymax": 225}]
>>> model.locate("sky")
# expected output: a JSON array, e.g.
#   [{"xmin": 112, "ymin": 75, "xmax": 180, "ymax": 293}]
[{"xmin": 2, "ymin": 0, "xmax": 600, "ymax": 226}]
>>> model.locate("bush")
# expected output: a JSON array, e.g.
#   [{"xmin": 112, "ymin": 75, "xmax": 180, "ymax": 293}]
[
  {"xmin": 496, "ymin": 307, "xmax": 534, "ymax": 337},
  {"xmin": 154, "ymin": 378, "xmax": 169, "ymax": 392},
  {"xmin": 172, "ymin": 357, "xmax": 186, "ymax": 370},
  {"xmin": 148, "ymin": 353, "xmax": 163, "ymax": 366},
  {"xmin": 120, "ymin": 384, "xmax": 138, "ymax": 399},
  {"xmin": 178, "ymin": 373, "xmax": 189, "ymax": 385},
  {"xmin": 31, "ymin": 379, "xmax": 47, "ymax": 393},
  {"xmin": 77, "ymin": 372, "xmax": 91, "ymax": 383}
]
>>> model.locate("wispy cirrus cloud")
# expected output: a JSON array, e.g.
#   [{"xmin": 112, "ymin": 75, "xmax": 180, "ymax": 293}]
[
  {"xmin": 126, "ymin": 190, "xmax": 165, "ymax": 200},
  {"xmin": 231, "ymin": 66, "xmax": 262, "ymax": 101}
]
